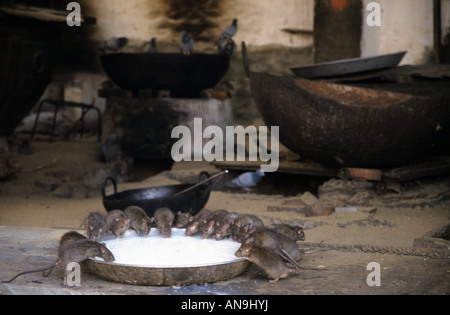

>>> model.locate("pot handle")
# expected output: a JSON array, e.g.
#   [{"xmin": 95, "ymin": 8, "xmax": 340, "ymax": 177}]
[
  {"xmin": 197, "ymin": 171, "xmax": 212, "ymax": 197},
  {"xmin": 197, "ymin": 171, "xmax": 211, "ymax": 184},
  {"xmin": 102, "ymin": 177, "xmax": 117, "ymax": 198}
]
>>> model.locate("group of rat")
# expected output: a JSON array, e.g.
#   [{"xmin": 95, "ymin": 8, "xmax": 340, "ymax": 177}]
[
  {"xmin": 3, "ymin": 204, "xmax": 312, "ymax": 285},
  {"xmin": 83, "ymin": 205, "xmax": 312, "ymax": 284},
  {"xmin": 101, "ymin": 18, "xmax": 238, "ymax": 57}
]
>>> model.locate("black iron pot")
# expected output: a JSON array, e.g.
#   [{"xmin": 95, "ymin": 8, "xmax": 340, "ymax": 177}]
[
  {"xmin": 102, "ymin": 171, "xmax": 212, "ymax": 217},
  {"xmin": 100, "ymin": 53, "xmax": 230, "ymax": 97}
]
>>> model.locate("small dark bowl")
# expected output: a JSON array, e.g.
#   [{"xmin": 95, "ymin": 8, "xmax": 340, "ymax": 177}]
[{"xmin": 102, "ymin": 172, "xmax": 212, "ymax": 217}]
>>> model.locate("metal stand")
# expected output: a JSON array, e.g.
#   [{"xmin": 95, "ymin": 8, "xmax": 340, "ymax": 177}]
[{"xmin": 30, "ymin": 99, "xmax": 102, "ymax": 142}]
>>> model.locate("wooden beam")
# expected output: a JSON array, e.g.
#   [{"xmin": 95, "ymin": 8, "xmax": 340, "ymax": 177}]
[{"xmin": 0, "ymin": 4, "xmax": 96, "ymax": 25}]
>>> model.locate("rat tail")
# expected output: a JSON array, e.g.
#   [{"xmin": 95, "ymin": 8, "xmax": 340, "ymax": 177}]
[
  {"xmin": 279, "ymin": 249, "xmax": 305, "ymax": 277},
  {"xmin": 2, "ymin": 264, "xmax": 55, "ymax": 283}
]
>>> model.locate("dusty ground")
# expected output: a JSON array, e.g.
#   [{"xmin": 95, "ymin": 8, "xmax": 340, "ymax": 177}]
[{"xmin": 0, "ymin": 136, "xmax": 449, "ymax": 295}]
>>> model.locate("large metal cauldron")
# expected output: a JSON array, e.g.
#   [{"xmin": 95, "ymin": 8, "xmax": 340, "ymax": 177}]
[
  {"xmin": 242, "ymin": 42, "xmax": 450, "ymax": 169},
  {"xmin": 0, "ymin": 16, "xmax": 56, "ymax": 136},
  {"xmin": 100, "ymin": 53, "xmax": 230, "ymax": 98}
]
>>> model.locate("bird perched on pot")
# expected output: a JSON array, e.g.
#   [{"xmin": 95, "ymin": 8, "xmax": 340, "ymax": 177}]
[
  {"xmin": 226, "ymin": 170, "xmax": 265, "ymax": 193},
  {"xmin": 102, "ymin": 133, "xmax": 118, "ymax": 165},
  {"xmin": 144, "ymin": 37, "xmax": 157, "ymax": 53},
  {"xmin": 100, "ymin": 37, "xmax": 129, "ymax": 53},
  {"xmin": 179, "ymin": 31, "xmax": 194, "ymax": 56},
  {"xmin": 215, "ymin": 18, "xmax": 238, "ymax": 47}
]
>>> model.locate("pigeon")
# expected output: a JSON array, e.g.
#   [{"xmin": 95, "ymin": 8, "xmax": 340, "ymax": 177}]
[
  {"xmin": 179, "ymin": 31, "xmax": 194, "ymax": 56},
  {"xmin": 144, "ymin": 37, "xmax": 157, "ymax": 53},
  {"xmin": 102, "ymin": 133, "xmax": 117, "ymax": 165},
  {"xmin": 226, "ymin": 170, "xmax": 265, "ymax": 193},
  {"xmin": 100, "ymin": 37, "xmax": 129, "ymax": 53},
  {"xmin": 215, "ymin": 18, "xmax": 238, "ymax": 46},
  {"xmin": 218, "ymin": 38, "xmax": 237, "ymax": 57}
]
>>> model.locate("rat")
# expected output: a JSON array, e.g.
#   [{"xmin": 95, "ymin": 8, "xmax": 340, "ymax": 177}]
[
  {"xmin": 243, "ymin": 227, "xmax": 304, "ymax": 267},
  {"xmin": 174, "ymin": 211, "xmax": 193, "ymax": 228},
  {"xmin": 3, "ymin": 231, "xmax": 87, "ymax": 281},
  {"xmin": 272, "ymin": 223, "xmax": 305, "ymax": 241},
  {"xmin": 124, "ymin": 206, "xmax": 154, "ymax": 236},
  {"xmin": 106, "ymin": 209, "xmax": 130, "ymax": 239},
  {"xmin": 185, "ymin": 209, "xmax": 212, "ymax": 236},
  {"xmin": 154, "ymin": 207, "xmax": 174, "ymax": 238},
  {"xmin": 2, "ymin": 233, "xmax": 114, "ymax": 285},
  {"xmin": 83, "ymin": 212, "xmax": 107, "ymax": 242},
  {"xmin": 214, "ymin": 212, "xmax": 240, "ymax": 240},
  {"xmin": 232, "ymin": 223, "xmax": 258, "ymax": 243},
  {"xmin": 234, "ymin": 214, "xmax": 264, "ymax": 230},
  {"xmin": 201, "ymin": 209, "xmax": 229, "ymax": 239},
  {"xmin": 43, "ymin": 231, "xmax": 88, "ymax": 277},
  {"xmin": 58, "ymin": 239, "xmax": 115, "ymax": 285},
  {"xmin": 230, "ymin": 213, "xmax": 264, "ymax": 242},
  {"xmin": 235, "ymin": 244, "xmax": 301, "ymax": 282}
]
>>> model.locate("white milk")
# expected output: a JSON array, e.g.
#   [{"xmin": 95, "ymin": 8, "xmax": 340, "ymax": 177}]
[{"xmin": 96, "ymin": 228, "xmax": 243, "ymax": 268}]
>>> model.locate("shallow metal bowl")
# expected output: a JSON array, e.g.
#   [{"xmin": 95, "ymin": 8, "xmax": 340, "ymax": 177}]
[
  {"xmin": 83, "ymin": 259, "xmax": 249, "ymax": 286},
  {"xmin": 83, "ymin": 230, "xmax": 249, "ymax": 286}
]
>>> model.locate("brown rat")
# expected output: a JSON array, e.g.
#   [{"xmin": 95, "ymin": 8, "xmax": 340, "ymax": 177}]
[
  {"xmin": 83, "ymin": 212, "xmax": 107, "ymax": 242},
  {"xmin": 214, "ymin": 212, "xmax": 239, "ymax": 240},
  {"xmin": 201, "ymin": 209, "xmax": 229, "ymax": 239},
  {"xmin": 124, "ymin": 206, "xmax": 154, "ymax": 236},
  {"xmin": 234, "ymin": 214, "xmax": 264, "ymax": 230},
  {"xmin": 185, "ymin": 209, "xmax": 212, "ymax": 236},
  {"xmin": 154, "ymin": 207, "xmax": 174, "ymax": 238},
  {"xmin": 230, "ymin": 213, "xmax": 265, "ymax": 242},
  {"xmin": 272, "ymin": 224, "xmax": 305, "ymax": 241},
  {"xmin": 58, "ymin": 239, "xmax": 115, "ymax": 285},
  {"xmin": 106, "ymin": 209, "xmax": 130, "ymax": 239},
  {"xmin": 2, "ymin": 233, "xmax": 114, "ymax": 285},
  {"xmin": 43, "ymin": 231, "xmax": 88, "ymax": 277},
  {"xmin": 243, "ymin": 227, "xmax": 304, "ymax": 263},
  {"xmin": 174, "ymin": 211, "xmax": 193, "ymax": 228},
  {"xmin": 232, "ymin": 223, "xmax": 257, "ymax": 242},
  {"xmin": 235, "ymin": 244, "xmax": 301, "ymax": 282}
]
